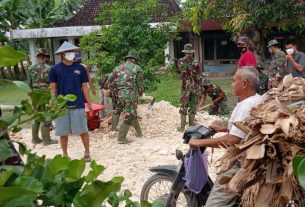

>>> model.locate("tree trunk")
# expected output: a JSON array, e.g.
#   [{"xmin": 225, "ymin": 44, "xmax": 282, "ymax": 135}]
[
  {"xmin": 6, "ymin": 67, "xmax": 13, "ymax": 80},
  {"xmin": 243, "ymin": 27, "xmax": 265, "ymax": 65},
  {"xmin": 13, "ymin": 65, "xmax": 21, "ymax": 80},
  {"xmin": 19, "ymin": 61, "xmax": 27, "ymax": 80},
  {"xmin": 0, "ymin": 67, "xmax": 7, "ymax": 79}
]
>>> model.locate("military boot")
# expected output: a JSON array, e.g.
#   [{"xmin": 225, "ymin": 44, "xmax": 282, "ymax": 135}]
[
  {"xmin": 117, "ymin": 123, "xmax": 132, "ymax": 144},
  {"xmin": 111, "ymin": 114, "xmax": 120, "ymax": 131},
  {"xmin": 177, "ymin": 115, "xmax": 187, "ymax": 132},
  {"xmin": 32, "ymin": 121, "xmax": 42, "ymax": 144},
  {"xmin": 189, "ymin": 114, "xmax": 196, "ymax": 126},
  {"xmin": 132, "ymin": 119, "xmax": 143, "ymax": 137},
  {"xmin": 41, "ymin": 125, "xmax": 58, "ymax": 145}
]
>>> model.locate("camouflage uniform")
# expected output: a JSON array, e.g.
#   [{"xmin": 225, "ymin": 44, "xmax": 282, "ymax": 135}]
[
  {"xmin": 108, "ymin": 61, "xmax": 144, "ymax": 124},
  {"xmin": 202, "ymin": 84, "xmax": 229, "ymax": 115},
  {"xmin": 27, "ymin": 63, "xmax": 50, "ymax": 90},
  {"xmin": 267, "ymin": 40, "xmax": 287, "ymax": 88},
  {"xmin": 178, "ymin": 56, "xmax": 201, "ymax": 115},
  {"xmin": 269, "ymin": 50, "xmax": 287, "ymax": 83}
]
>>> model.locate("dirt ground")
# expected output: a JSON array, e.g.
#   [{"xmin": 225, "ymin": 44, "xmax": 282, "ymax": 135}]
[{"xmin": 10, "ymin": 101, "xmax": 227, "ymax": 202}]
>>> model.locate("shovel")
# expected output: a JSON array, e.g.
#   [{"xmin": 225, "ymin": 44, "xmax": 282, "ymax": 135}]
[{"xmin": 197, "ymin": 104, "xmax": 211, "ymax": 112}]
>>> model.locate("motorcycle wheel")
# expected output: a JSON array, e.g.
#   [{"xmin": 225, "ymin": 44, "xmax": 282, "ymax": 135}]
[{"xmin": 140, "ymin": 174, "xmax": 191, "ymax": 207}]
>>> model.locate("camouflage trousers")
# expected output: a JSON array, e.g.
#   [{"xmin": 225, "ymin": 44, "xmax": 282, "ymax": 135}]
[
  {"xmin": 116, "ymin": 97, "xmax": 138, "ymax": 125},
  {"xmin": 179, "ymin": 90, "xmax": 199, "ymax": 115},
  {"xmin": 208, "ymin": 100, "xmax": 229, "ymax": 115}
]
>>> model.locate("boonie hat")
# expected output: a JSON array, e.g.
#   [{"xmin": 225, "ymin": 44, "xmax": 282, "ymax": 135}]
[
  {"xmin": 267, "ymin": 39, "xmax": 280, "ymax": 47},
  {"xmin": 36, "ymin": 48, "xmax": 49, "ymax": 57},
  {"xmin": 54, "ymin": 41, "xmax": 79, "ymax": 55},
  {"xmin": 182, "ymin": 43, "xmax": 195, "ymax": 53},
  {"xmin": 125, "ymin": 51, "xmax": 138, "ymax": 60}
]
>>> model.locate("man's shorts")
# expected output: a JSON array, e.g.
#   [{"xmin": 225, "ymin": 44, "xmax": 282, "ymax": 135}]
[{"xmin": 55, "ymin": 108, "xmax": 88, "ymax": 136}]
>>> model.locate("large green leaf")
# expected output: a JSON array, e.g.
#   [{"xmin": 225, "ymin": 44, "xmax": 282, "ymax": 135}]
[
  {"xmin": 28, "ymin": 89, "xmax": 51, "ymax": 110},
  {"xmin": 73, "ymin": 177, "xmax": 124, "ymax": 207},
  {"xmin": 67, "ymin": 159, "xmax": 86, "ymax": 181},
  {"xmin": 11, "ymin": 176, "xmax": 43, "ymax": 193},
  {"xmin": 12, "ymin": 81, "xmax": 32, "ymax": 94},
  {"xmin": 0, "ymin": 139, "xmax": 13, "ymax": 162},
  {"xmin": 46, "ymin": 155, "xmax": 69, "ymax": 178},
  {"xmin": 0, "ymin": 45, "xmax": 27, "ymax": 67},
  {"xmin": 297, "ymin": 158, "xmax": 305, "ymax": 189},
  {"xmin": 0, "ymin": 169, "xmax": 15, "ymax": 187},
  {"xmin": 85, "ymin": 161, "xmax": 105, "ymax": 183},
  {"xmin": 0, "ymin": 187, "xmax": 38, "ymax": 207},
  {"xmin": 293, "ymin": 155, "xmax": 305, "ymax": 178}
]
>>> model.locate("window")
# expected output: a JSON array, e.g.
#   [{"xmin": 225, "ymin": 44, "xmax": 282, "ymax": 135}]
[
  {"xmin": 216, "ymin": 37, "xmax": 239, "ymax": 59},
  {"xmin": 204, "ymin": 37, "xmax": 214, "ymax": 60}
]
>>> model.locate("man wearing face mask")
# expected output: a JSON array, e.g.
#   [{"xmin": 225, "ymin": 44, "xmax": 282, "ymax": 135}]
[
  {"xmin": 27, "ymin": 48, "xmax": 58, "ymax": 145},
  {"xmin": 285, "ymin": 39, "xmax": 305, "ymax": 78},
  {"xmin": 236, "ymin": 36, "xmax": 256, "ymax": 69},
  {"xmin": 49, "ymin": 41, "xmax": 92, "ymax": 161},
  {"xmin": 267, "ymin": 39, "xmax": 287, "ymax": 88}
]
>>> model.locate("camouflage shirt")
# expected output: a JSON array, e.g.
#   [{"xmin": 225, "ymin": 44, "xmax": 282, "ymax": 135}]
[
  {"xmin": 178, "ymin": 56, "xmax": 201, "ymax": 94},
  {"xmin": 107, "ymin": 61, "xmax": 144, "ymax": 99},
  {"xmin": 27, "ymin": 63, "xmax": 50, "ymax": 90},
  {"xmin": 203, "ymin": 84, "xmax": 226, "ymax": 102},
  {"xmin": 269, "ymin": 50, "xmax": 287, "ymax": 80}
]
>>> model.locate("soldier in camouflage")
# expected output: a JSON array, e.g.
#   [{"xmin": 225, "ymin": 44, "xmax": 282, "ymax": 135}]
[
  {"xmin": 27, "ymin": 48, "xmax": 57, "ymax": 145},
  {"xmin": 267, "ymin": 39, "xmax": 287, "ymax": 88},
  {"xmin": 256, "ymin": 62, "xmax": 269, "ymax": 95},
  {"xmin": 198, "ymin": 79, "xmax": 229, "ymax": 115},
  {"xmin": 107, "ymin": 51, "xmax": 144, "ymax": 144},
  {"xmin": 177, "ymin": 44, "xmax": 202, "ymax": 132}
]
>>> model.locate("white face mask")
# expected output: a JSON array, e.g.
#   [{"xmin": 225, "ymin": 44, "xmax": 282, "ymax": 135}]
[
  {"xmin": 64, "ymin": 52, "xmax": 75, "ymax": 61},
  {"xmin": 286, "ymin": 48, "xmax": 294, "ymax": 55}
]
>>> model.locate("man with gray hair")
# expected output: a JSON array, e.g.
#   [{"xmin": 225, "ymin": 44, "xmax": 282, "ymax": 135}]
[{"xmin": 189, "ymin": 66, "xmax": 263, "ymax": 206}]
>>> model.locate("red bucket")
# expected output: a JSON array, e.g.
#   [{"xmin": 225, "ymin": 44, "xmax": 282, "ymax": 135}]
[{"xmin": 85, "ymin": 103, "xmax": 105, "ymax": 130}]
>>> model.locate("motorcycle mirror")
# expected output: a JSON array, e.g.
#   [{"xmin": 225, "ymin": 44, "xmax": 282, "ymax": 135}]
[{"xmin": 176, "ymin": 149, "xmax": 183, "ymax": 160}]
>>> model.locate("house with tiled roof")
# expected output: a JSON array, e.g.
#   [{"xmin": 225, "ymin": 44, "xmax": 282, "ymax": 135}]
[{"xmin": 10, "ymin": 0, "xmax": 181, "ymax": 64}]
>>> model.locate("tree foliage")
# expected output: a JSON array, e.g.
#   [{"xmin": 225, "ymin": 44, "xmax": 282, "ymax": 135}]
[
  {"xmin": 80, "ymin": 0, "xmax": 179, "ymax": 91},
  {"xmin": 183, "ymin": 0, "xmax": 305, "ymax": 34},
  {"xmin": 0, "ymin": 0, "xmax": 84, "ymax": 33}
]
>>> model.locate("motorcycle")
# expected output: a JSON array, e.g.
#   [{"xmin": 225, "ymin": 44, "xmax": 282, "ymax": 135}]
[{"xmin": 140, "ymin": 124, "xmax": 239, "ymax": 207}]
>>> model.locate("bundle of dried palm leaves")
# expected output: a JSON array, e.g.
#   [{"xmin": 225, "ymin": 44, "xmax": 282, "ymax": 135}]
[{"xmin": 217, "ymin": 75, "xmax": 305, "ymax": 207}]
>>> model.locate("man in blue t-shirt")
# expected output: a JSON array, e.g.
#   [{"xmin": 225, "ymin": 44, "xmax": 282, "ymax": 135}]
[{"xmin": 49, "ymin": 41, "xmax": 93, "ymax": 162}]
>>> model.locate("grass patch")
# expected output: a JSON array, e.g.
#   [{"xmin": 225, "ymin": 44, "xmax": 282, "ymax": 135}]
[
  {"xmin": 147, "ymin": 73, "xmax": 236, "ymax": 112},
  {"xmin": 147, "ymin": 73, "xmax": 181, "ymax": 107},
  {"xmin": 0, "ymin": 82, "xmax": 100, "ymax": 105}
]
